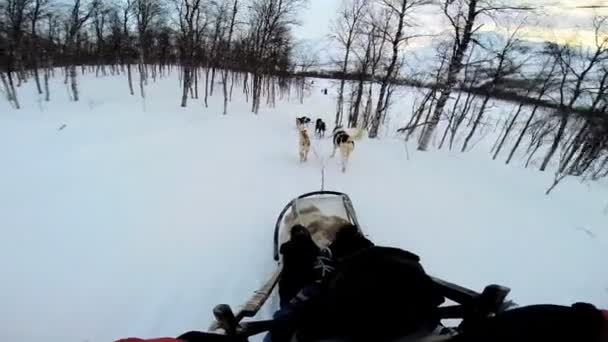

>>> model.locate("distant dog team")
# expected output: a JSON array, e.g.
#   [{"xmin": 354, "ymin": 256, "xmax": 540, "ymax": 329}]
[{"xmin": 296, "ymin": 116, "xmax": 360, "ymax": 173}]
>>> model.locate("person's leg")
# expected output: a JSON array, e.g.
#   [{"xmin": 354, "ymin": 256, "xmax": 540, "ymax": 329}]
[{"xmin": 278, "ymin": 225, "xmax": 320, "ymax": 307}]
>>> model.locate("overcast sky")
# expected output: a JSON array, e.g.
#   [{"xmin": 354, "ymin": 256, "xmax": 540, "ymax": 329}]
[{"xmin": 293, "ymin": 0, "xmax": 608, "ymax": 58}]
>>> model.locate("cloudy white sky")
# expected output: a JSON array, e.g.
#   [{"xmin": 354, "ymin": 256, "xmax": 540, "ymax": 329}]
[{"xmin": 293, "ymin": 0, "xmax": 608, "ymax": 62}]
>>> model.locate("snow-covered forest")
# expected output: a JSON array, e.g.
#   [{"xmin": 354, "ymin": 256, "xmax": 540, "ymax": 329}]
[
  {"xmin": 1, "ymin": 0, "xmax": 608, "ymax": 341},
  {"xmin": 2, "ymin": 0, "xmax": 608, "ymax": 187}
]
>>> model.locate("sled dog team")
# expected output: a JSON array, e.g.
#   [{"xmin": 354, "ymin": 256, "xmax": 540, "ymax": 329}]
[{"xmin": 296, "ymin": 116, "xmax": 363, "ymax": 173}]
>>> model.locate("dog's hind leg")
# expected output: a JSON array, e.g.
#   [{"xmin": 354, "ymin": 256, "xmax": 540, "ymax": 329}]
[{"xmin": 340, "ymin": 144, "xmax": 351, "ymax": 172}]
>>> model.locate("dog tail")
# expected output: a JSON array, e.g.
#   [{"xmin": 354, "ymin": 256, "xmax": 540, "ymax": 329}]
[{"xmin": 349, "ymin": 127, "xmax": 365, "ymax": 140}]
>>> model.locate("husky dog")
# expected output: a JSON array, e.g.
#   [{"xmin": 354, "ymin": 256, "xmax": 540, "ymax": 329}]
[
  {"xmin": 331, "ymin": 126, "xmax": 355, "ymax": 172},
  {"xmin": 296, "ymin": 116, "xmax": 312, "ymax": 128},
  {"xmin": 315, "ymin": 119, "xmax": 326, "ymax": 138},
  {"xmin": 298, "ymin": 127, "xmax": 311, "ymax": 162}
]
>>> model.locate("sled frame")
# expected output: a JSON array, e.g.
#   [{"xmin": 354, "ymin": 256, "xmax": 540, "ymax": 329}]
[
  {"xmin": 204, "ymin": 191, "xmax": 511, "ymax": 340},
  {"xmin": 273, "ymin": 191, "xmax": 360, "ymax": 261}
]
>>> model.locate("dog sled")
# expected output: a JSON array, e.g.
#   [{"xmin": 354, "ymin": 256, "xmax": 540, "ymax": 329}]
[{"xmin": 200, "ymin": 191, "xmax": 512, "ymax": 342}]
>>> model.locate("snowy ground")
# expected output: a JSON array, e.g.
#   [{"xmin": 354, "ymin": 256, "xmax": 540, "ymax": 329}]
[{"xmin": 1, "ymin": 71, "xmax": 607, "ymax": 342}]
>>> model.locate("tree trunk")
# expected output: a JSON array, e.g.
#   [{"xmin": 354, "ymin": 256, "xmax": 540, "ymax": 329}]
[
  {"xmin": 244, "ymin": 72, "xmax": 249, "ymax": 103},
  {"xmin": 181, "ymin": 67, "xmax": 190, "ymax": 107},
  {"xmin": 6, "ymin": 71, "xmax": 20, "ymax": 109},
  {"xmin": 210, "ymin": 67, "xmax": 216, "ymax": 96},
  {"xmin": 190, "ymin": 77, "xmax": 195, "ymax": 98},
  {"xmin": 493, "ymin": 103, "xmax": 525, "ymax": 160},
  {"xmin": 370, "ymin": 2, "xmax": 414, "ymax": 138},
  {"xmin": 362, "ymin": 83, "xmax": 373, "ymax": 128},
  {"xmin": 461, "ymin": 95, "xmax": 490, "ymax": 152},
  {"xmin": 127, "ymin": 64, "xmax": 134, "ymax": 95},
  {"xmin": 558, "ymin": 123, "xmax": 588, "ymax": 174},
  {"xmin": 592, "ymin": 155, "xmax": 608, "ymax": 179},
  {"xmin": 439, "ymin": 115, "xmax": 453, "ymax": 149},
  {"xmin": 540, "ymin": 114, "xmax": 568, "ymax": 171},
  {"xmin": 506, "ymin": 65, "xmax": 556, "ymax": 164},
  {"xmin": 1, "ymin": 72, "xmax": 17, "ymax": 108},
  {"xmin": 417, "ymin": 96, "xmax": 437, "ymax": 145},
  {"xmin": 70, "ymin": 64, "xmax": 79, "ymax": 101},
  {"xmin": 251, "ymin": 73, "xmax": 261, "ymax": 113},
  {"xmin": 418, "ymin": 1, "xmax": 478, "ymax": 150},
  {"xmin": 350, "ymin": 77, "xmax": 365, "ymax": 128},
  {"xmin": 33, "ymin": 66, "xmax": 43, "ymax": 95},
  {"xmin": 369, "ymin": 82, "xmax": 388, "ymax": 138},
  {"xmin": 138, "ymin": 63, "xmax": 146, "ymax": 98},
  {"xmin": 44, "ymin": 67, "xmax": 50, "ymax": 101},
  {"xmin": 439, "ymin": 88, "xmax": 465, "ymax": 149},
  {"xmin": 223, "ymin": 0, "xmax": 239, "ymax": 115},
  {"xmin": 336, "ymin": 77, "xmax": 347, "ymax": 126},
  {"xmin": 205, "ymin": 67, "xmax": 210, "ymax": 108},
  {"xmin": 230, "ymin": 71, "xmax": 235, "ymax": 102},
  {"xmin": 194, "ymin": 67, "xmax": 199, "ymax": 99},
  {"xmin": 450, "ymin": 93, "xmax": 476, "ymax": 150},
  {"xmin": 223, "ymin": 71, "xmax": 229, "ymax": 115},
  {"xmin": 526, "ymin": 137, "xmax": 544, "ymax": 168}
]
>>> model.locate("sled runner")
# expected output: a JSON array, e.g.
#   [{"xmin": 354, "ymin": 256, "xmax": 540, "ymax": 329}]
[
  {"xmin": 202, "ymin": 191, "xmax": 512, "ymax": 341},
  {"xmin": 209, "ymin": 191, "xmax": 362, "ymax": 334}
]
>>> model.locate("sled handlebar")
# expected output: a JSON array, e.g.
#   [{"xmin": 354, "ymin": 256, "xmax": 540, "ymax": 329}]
[
  {"xmin": 433, "ymin": 277, "xmax": 511, "ymax": 321},
  {"xmin": 202, "ymin": 278, "xmax": 511, "ymax": 340}
]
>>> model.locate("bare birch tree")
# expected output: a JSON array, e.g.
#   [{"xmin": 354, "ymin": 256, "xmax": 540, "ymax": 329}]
[
  {"xmin": 461, "ymin": 23, "xmax": 525, "ymax": 152},
  {"xmin": 539, "ymin": 17, "xmax": 608, "ymax": 171},
  {"xmin": 65, "ymin": 0, "xmax": 99, "ymax": 101},
  {"xmin": 368, "ymin": 0, "xmax": 429, "ymax": 138},
  {"xmin": 331, "ymin": 0, "xmax": 368, "ymax": 125},
  {"xmin": 222, "ymin": 0, "xmax": 238, "ymax": 115},
  {"xmin": 176, "ymin": 0, "xmax": 205, "ymax": 107},
  {"xmin": 132, "ymin": 0, "xmax": 163, "ymax": 98},
  {"xmin": 417, "ymin": 0, "xmax": 529, "ymax": 150}
]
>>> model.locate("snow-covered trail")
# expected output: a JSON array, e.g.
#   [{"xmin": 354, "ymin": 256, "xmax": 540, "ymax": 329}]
[{"xmin": 0, "ymin": 73, "xmax": 607, "ymax": 342}]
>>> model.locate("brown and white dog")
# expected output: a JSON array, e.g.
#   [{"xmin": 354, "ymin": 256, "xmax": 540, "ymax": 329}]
[
  {"xmin": 331, "ymin": 126, "xmax": 356, "ymax": 172},
  {"xmin": 298, "ymin": 127, "xmax": 311, "ymax": 162}
]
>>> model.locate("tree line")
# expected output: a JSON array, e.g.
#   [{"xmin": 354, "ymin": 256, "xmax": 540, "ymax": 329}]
[
  {"xmin": 327, "ymin": 0, "xmax": 608, "ymax": 189},
  {"xmin": 2, "ymin": 0, "xmax": 608, "ymax": 187},
  {"xmin": 0, "ymin": 0, "xmax": 308, "ymax": 113}
]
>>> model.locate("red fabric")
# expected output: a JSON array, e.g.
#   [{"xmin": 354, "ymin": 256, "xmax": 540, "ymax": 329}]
[
  {"xmin": 115, "ymin": 338, "xmax": 182, "ymax": 342},
  {"xmin": 602, "ymin": 310, "xmax": 608, "ymax": 321}
]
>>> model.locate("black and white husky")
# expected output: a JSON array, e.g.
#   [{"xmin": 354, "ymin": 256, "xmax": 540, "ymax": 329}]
[{"xmin": 331, "ymin": 126, "xmax": 355, "ymax": 173}]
